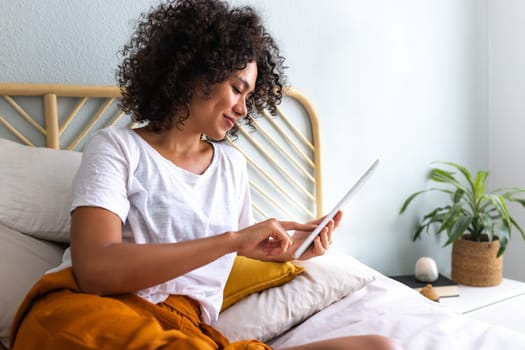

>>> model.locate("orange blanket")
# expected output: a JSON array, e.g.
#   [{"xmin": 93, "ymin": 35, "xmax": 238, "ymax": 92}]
[{"xmin": 10, "ymin": 268, "xmax": 271, "ymax": 350}]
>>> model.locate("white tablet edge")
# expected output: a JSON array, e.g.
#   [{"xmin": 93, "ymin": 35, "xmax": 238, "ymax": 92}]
[{"xmin": 292, "ymin": 158, "xmax": 380, "ymax": 259}]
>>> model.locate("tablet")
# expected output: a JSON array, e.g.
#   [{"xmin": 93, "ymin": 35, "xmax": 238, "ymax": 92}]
[{"xmin": 292, "ymin": 158, "xmax": 380, "ymax": 259}]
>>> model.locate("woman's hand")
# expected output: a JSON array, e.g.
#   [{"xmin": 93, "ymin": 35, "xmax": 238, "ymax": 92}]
[
  {"xmin": 238, "ymin": 211, "xmax": 343, "ymax": 262},
  {"xmin": 290, "ymin": 210, "xmax": 343, "ymax": 260},
  {"xmin": 235, "ymin": 219, "xmax": 316, "ymax": 260}
]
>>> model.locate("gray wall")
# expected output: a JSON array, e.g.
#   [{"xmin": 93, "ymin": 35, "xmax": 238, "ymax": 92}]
[
  {"xmin": 1, "ymin": 0, "xmax": 496, "ymax": 277},
  {"xmin": 488, "ymin": 0, "xmax": 525, "ymax": 281}
]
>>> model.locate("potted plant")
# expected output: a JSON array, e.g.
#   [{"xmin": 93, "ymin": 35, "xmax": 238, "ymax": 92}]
[{"xmin": 400, "ymin": 161, "xmax": 525, "ymax": 286}]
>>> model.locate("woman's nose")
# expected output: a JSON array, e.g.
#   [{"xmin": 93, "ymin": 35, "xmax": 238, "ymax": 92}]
[{"xmin": 233, "ymin": 97, "xmax": 247, "ymax": 117}]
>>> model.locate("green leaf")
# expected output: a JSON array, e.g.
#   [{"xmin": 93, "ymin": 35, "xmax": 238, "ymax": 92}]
[
  {"xmin": 444, "ymin": 215, "xmax": 472, "ymax": 246},
  {"xmin": 399, "ymin": 189, "xmax": 430, "ymax": 214},
  {"xmin": 473, "ymin": 170, "xmax": 488, "ymax": 198},
  {"xmin": 412, "ymin": 223, "xmax": 427, "ymax": 241},
  {"xmin": 452, "ymin": 189, "xmax": 465, "ymax": 203},
  {"xmin": 511, "ymin": 198, "xmax": 525, "ymax": 208},
  {"xmin": 510, "ymin": 216, "xmax": 525, "ymax": 241},
  {"xmin": 485, "ymin": 194, "xmax": 510, "ymax": 223},
  {"xmin": 435, "ymin": 203, "xmax": 461, "ymax": 235},
  {"xmin": 478, "ymin": 213, "xmax": 494, "ymax": 241},
  {"xmin": 438, "ymin": 161, "xmax": 474, "ymax": 188},
  {"xmin": 430, "ymin": 168, "xmax": 455, "ymax": 182},
  {"xmin": 430, "ymin": 169, "xmax": 466, "ymax": 193},
  {"xmin": 400, "ymin": 188, "xmax": 453, "ymax": 214},
  {"xmin": 497, "ymin": 221, "xmax": 511, "ymax": 257}
]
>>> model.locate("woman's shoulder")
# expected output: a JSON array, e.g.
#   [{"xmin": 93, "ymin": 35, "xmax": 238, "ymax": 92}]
[
  {"xmin": 212, "ymin": 141, "xmax": 246, "ymax": 164},
  {"xmin": 92, "ymin": 126, "xmax": 135, "ymax": 142},
  {"xmin": 81, "ymin": 127, "xmax": 144, "ymax": 167},
  {"xmin": 84, "ymin": 126, "xmax": 138, "ymax": 151}
]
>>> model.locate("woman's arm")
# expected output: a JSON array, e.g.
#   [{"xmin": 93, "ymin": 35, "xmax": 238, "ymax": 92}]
[{"xmin": 70, "ymin": 206, "xmax": 298, "ymax": 295}]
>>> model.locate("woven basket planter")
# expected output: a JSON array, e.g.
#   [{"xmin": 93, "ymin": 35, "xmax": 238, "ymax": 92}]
[{"xmin": 451, "ymin": 238, "xmax": 503, "ymax": 287}]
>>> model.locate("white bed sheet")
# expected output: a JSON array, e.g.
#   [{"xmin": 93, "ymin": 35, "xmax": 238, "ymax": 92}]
[{"xmin": 268, "ymin": 255, "xmax": 525, "ymax": 350}]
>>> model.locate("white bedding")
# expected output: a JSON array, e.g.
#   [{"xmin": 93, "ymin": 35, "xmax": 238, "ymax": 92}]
[{"xmin": 268, "ymin": 253, "xmax": 525, "ymax": 350}]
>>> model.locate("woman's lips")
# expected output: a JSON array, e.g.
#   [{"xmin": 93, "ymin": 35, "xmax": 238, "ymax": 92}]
[{"xmin": 224, "ymin": 115, "xmax": 235, "ymax": 129}]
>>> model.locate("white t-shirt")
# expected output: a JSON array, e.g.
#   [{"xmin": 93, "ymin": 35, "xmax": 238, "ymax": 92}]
[{"xmin": 52, "ymin": 126, "xmax": 253, "ymax": 323}]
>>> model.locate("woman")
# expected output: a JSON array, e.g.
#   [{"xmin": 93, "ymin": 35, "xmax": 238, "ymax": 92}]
[{"xmin": 11, "ymin": 1, "xmax": 400, "ymax": 349}]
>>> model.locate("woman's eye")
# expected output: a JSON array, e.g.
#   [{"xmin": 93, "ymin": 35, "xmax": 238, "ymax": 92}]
[{"xmin": 232, "ymin": 86, "xmax": 242, "ymax": 94}]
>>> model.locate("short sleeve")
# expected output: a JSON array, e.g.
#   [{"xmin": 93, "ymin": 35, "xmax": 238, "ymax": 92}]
[{"xmin": 71, "ymin": 129, "xmax": 132, "ymax": 223}]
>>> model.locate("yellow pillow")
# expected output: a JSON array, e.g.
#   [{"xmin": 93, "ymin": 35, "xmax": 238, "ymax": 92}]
[{"xmin": 221, "ymin": 256, "xmax": 305, "ymax": 311}]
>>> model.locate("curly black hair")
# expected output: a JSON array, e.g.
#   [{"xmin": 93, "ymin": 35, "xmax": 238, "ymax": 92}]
[{"xmin": 117, "ymin": 0, "xmax": 287, "ymax": 134}]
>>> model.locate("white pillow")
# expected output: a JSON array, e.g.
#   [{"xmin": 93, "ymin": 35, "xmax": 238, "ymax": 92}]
[
  {"xmin": 212, "ymin": 251, "xmax": 375, "ymax": 343},
  {"xmin": 0, "ymin": 139, "xmax": 81, "ymax": 242},
  {"xmin": 0, "ymin": 224, "xmax": 65, "ymax": 340}
]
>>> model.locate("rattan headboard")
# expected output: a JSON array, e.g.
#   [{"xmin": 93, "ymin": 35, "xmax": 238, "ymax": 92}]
[{"xmin": 0, "ymin": 83, "xmax": 322, "ymax": 223}]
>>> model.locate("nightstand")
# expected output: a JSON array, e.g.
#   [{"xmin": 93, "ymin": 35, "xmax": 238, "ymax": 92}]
[{"xmin": 439, "ymin": 278, "xmax": 525, "ymax": 333}]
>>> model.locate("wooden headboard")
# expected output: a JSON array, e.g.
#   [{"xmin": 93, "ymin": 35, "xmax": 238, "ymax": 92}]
[{"xmin": 0, "ymin": 83, "xmax": 323, "ymax": 223}]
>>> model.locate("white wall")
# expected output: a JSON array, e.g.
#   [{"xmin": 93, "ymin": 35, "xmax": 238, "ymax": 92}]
[
  {"xmin": 0, "ymin": 1, "xmax": 153, "ymax": 84},
  {"xmin": 0, "ymin": 0, "xmax": 490, "ymax": 276},
  {"xmin": 488, "ymin": 0, "xmax": 525, "ymax": 281}
]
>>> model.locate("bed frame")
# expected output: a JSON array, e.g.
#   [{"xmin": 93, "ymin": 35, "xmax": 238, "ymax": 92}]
[{"xmin": 0, "ymin": 82, "xmax": 323, "ymax": 224}]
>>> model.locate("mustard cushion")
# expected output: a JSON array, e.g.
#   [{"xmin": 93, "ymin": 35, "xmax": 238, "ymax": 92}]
[{"xmin": 222, "ymin": 256, "xmax": 304, "ymax": 311}]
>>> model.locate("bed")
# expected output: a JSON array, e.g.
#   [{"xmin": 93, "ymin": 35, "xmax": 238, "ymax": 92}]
[{"xmin": 1, "ymin": 82, "xmax": 525, "ymax": 350}]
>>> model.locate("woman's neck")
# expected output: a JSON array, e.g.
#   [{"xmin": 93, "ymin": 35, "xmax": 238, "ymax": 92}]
[{"xmin": 134, "ymin": 127, "xmax": 214, "ymax": 175}]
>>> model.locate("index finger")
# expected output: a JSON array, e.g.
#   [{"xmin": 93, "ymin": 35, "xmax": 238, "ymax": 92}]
[
  {"xmin": 333, "ymin": 210, "xmax": 343, "ymax": 228},
  {"xmin": 280, "ymin": 221, "xmax": 317, "ymax": 232}
]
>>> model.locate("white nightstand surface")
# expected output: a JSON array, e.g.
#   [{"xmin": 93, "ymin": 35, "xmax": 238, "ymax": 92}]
[
  {"xmin": 466, "ymin": 293, "xmax": 525, "ymax": 333},
  {"xmin": 439, "ymin": 278, "xmax": 525, "ymax": 314}
]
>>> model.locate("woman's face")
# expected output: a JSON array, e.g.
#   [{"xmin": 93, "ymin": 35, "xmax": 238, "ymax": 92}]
[{"xmin": 187, "ymin": 61, "xmax": 257, "ymax": 140}]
